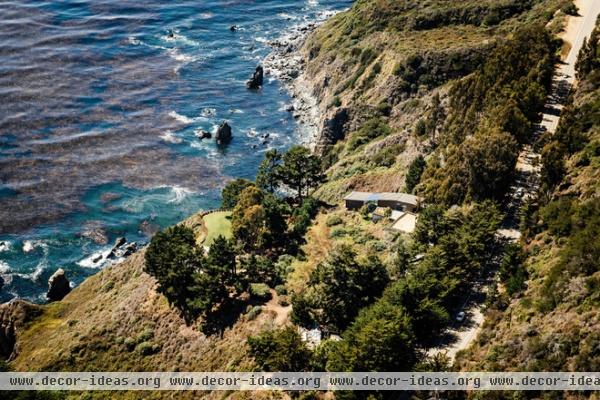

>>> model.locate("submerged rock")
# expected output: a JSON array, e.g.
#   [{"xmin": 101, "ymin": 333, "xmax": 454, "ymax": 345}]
[
  {"xmin": 197, "ymin": 130, "xmax": 212, "ymax": 140},
  {"xmin": 215, "ymin": 122, "xmax": 233, "ymax": 145},
  {"xmin": 47, "ymin": 268, "xmax": 71, "ymax": 302},
  {"xmin": 246, "ymin": 66, "xmax": 264, "ymax": 89}
]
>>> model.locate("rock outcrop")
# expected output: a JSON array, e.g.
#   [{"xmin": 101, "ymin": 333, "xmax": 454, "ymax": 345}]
[
  {"xmin": 215, "ymin": 122, "xmax": 233, "ymax": 145},
  {"xmin": 197, "ymin": 130, "xmax": 212, "ymax": 140},
  {"xmin": 46, "ymin": 268, "xmax": 71, "ymax": 302},
  {"xmin": 0, "ymin": 300, "xmax": 42, "ymax": 359},
  {"xmin": 316, "ymin": 107, "xmax": 349, "ymax": 153},
  {"xmin": 246, "ymin": 66, "xmax": 264, "ymax": 89}
]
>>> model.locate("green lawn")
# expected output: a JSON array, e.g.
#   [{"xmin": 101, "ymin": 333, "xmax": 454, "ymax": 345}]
[{"xmin": 202, "ymin": 211, "xmax": 232, "ymax": 245}]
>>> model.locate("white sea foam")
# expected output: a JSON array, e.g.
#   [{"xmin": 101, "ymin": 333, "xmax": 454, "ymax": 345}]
[
  {"xmin": 167, "ymin": 48, "xmax": 197, "ymax": 63},
  {"xmin": 163, "ymin": 31, "xmax": 201, "ymax": 47},
  {"xmin": 0, "ymin": 241, "xmax": 10, "ymax": 252},
  {"xmin": 22, "ymin": 240, "xmax": 47, "ymax": 253},
  {"xmin": 169, "ymin": 111, "xmax": 195, "ymax": 124},
  {"xmin": 278, "ymin": 13, "xmax": 298, "ymax": 20},
  {"xmin": 201, "ymin": 108, "xmax": 217, "ymax": 117},
  {"xmin": 77, "ymin": 247, "xmax": 112, "ymax": 269},
  {"xmin": 199, "ymin": 12, "xmax": 213, "ymax": 19},
  {"xmin": 167, "ymin": 186, "xmax": 195, "ymax": 204},
  {"xmin": 30, "ymin": 262, "xmax": 46, "ymax": 282},
  {"xmin": 160, "ymin": 130, "xmax": 183, "ymax": 144},
  {"xmin": 0, "ymin": 260, "xmax": 11, "ymax": 273},
  {"xmin": 127, "ymin": 36, "xmax": 141, "ymax": 46}
]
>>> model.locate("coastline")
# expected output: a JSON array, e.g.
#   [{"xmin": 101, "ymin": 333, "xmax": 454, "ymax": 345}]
[
  {"xmin": 0, "ymin": 7, "xmax": 342, "ymax": 307},
  {"xmin": 263, "ymin": 9, "xmax": 343, "ymax": 150}
]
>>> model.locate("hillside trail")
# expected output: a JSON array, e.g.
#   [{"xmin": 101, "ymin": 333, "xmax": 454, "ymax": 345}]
[{"xmin": 432, "ymin": 0, "xmax": 600, "ymax": 363}]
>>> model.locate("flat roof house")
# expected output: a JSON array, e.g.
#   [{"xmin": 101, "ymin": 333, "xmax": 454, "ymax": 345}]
[{"xmin": 344, "ymin": 191, "xmax": 421, "ymax": 213}]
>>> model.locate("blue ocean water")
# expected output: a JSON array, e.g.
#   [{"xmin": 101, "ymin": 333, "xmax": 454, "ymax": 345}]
[{"xmin": 0, "ymin": 0, "xmax": 351, "ymax": 302}]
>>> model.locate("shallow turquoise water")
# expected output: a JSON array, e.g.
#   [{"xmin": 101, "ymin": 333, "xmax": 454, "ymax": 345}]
[{"xmin": 0, "ymin": 0, "xmax": 351, "ymax": 302}]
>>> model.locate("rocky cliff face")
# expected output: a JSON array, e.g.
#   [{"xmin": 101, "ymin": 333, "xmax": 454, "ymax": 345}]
[{"xmin": 0, "ymin": 300, "xmax": 42, "ymax": 360}]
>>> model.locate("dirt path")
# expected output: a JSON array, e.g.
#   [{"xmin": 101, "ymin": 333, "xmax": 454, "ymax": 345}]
[
  {"xmin": 434, "ymin": 2, "xmax": 600, "ymax": 363},
  {"xmin": 264, "ymin": 290, "xmax": 291, "ymax": 326}
]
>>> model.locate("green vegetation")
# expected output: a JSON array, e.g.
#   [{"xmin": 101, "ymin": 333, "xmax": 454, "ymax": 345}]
[
  {"xmin": 346, "ymin": 117, "xmax": 391, "ymax": 151},
  {"xmin": 405, "ymin": 155, "xmax": 426, "ymax": 192},
  {"xmin": 248, "ymin": 327, "xmax": 311, "ymax": 372},
  {"xmin": 202, "ymin": 211, "xmax": 232, "ymax": 245},
  {"xmin": 220, "ymin": 178, "xmax": 255, "ymax": 209},
  {"xmin": 421, "ymin": 25, "xmax": 557, "ymax": 205},
  {"xmin": 6, "ymin": 0, "xmax": 595, "ymax": 392},
  {"xmin": 291, "ymin": 244, "xmax": 389, "ymax": 331},
  {"xmin": 144, "ymin": 226, "xmax": 234, "ymax": 322},
  {"xmin": 456, "ymin": 18, "xmax": 600, "ymax": 376}
]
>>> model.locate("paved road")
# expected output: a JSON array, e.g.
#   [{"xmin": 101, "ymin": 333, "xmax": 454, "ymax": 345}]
[{"xmin": 432, "ymin": 1, "xmax": 600, "ymax": 363}]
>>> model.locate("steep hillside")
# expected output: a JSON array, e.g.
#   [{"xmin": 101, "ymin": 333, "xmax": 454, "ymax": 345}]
[
  {"xmin": 456, "ymin": 20, "xmax": 600, "ymax": 377},
  {"xmin": 4, "ymin": 213, "xmax": 290, "ymax": 400},
  {"xmin": 303, "ymin": 0, "xmax": 573, "ymax": 203}
]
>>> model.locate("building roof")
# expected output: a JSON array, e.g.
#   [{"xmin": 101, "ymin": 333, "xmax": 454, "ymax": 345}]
[{"xmin": 344, "ymin": 191, "xmax": 421, "ymax": 206}]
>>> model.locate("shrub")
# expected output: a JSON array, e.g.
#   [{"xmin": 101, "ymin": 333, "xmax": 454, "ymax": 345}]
[
  {"xmin": 377, "ymin": 101, "xmax": 392, "ymax": 116},
  {"xmin": 137, "ymin": 328, "xmax": 154, "ymax": 343},
  {"xmin": 250, "ymin": 283, "xmax": 272, "ymax": 301},
  {"xmin": 247, "ymin": 327, "xmax": 311, "ymax": 371},
  {"xmin": 137, "ymin": 341, "xmax": 159, "ymax": 356},
  {"xmin": 561, "ymin": 2, "xmax": 578, "ymax": 16},
  {"xmin": 246, "ymin": 306, "xmax": 262, "ymax": 321},
  {"xmin": 346, "ymin": 117, "xmax": 392, "ymax": 151},
  {"xmin": 326, "ymin": 215, "xmax": 343, "ymax": 227},
  {"xmin": 274, "ymin": 284, "xmax": 287, "ymax": 296},
  {"xmin": 124, "ymin": 337, "xmax": 136, "ymax": 351},
  {"xmin": 372, "ymin": 144, "xmax": 404, "ymax": 167}
]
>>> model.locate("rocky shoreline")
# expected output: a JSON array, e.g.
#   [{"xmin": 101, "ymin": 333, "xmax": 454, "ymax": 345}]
[{"xmin": 262, "ymin": 12, "xmax": 341, "ymax": 150}]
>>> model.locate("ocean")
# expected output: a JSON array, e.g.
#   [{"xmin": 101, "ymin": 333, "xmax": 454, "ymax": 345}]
[{"xmin": 0, "ymin": 0, "xmax": 351, "ymax": 302}]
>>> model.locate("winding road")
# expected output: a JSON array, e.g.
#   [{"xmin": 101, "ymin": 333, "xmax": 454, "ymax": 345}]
[{"xmin": 432, "ymin": 0, "xmax": 600, "ymax": 363}]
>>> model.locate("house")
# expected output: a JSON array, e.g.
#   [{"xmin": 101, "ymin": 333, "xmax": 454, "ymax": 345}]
[{"xmin": 344, "ymin": 191, "xmax": 421, "ymax": 213}]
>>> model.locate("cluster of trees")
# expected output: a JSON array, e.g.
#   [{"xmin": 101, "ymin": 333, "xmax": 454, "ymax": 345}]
[
  {"xmin": 250, "ymin": 202, "xmax": 503, "ymax": 377},
  {"xmin": 290, "ymin": 244, "xmax": 389, "ymax": 331},
  {"xmin": 420, "ymin": 25, "xmax": 557, "ymax": 205},
  {"xmin": 144, "ymin": 145, "xmax": 324, "ymax": 323},
  {"xmin": 256, "ymin": 145, "xmax": 325, "ymax": 202},
  {"xmin": 144, "ymin": 226, "xmax": 237, "ymax": 322}
]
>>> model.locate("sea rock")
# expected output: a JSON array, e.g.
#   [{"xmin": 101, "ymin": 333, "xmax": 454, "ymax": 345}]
[
  {"xmin": 197, "ymin": 130, "xmax": 212, "ymax": 139},
  {"xmin": 92, "ymin": 254, "xmax": 103, "ymax": 264},
  {"xmin": 246, "ymin": 66, "xmax": 264, "ymax": 89},
  {"xmin": 46, "ymin": 268, "xmax": 71, "ymax": 302},
  {"xmin": 230, "ymin": 25, "xmax": 237, "ymax": 32},
  {"xmin": 114, "ymin": 237, "xmax": 126, "ymax": 249},
  {"xmin": 284, "ymin": 104, "xmax": 295, "ymax": 112},
  {"xmin": 121, "ymin": 242, "xmax": 138, "ymax": 257},
  {"xmin": 215, "ymin": 121, "xmax": 233, "ymax": 145},
  {"xmin": 0, "ymin": 300, "xmax": 42, "ymax": 359}
]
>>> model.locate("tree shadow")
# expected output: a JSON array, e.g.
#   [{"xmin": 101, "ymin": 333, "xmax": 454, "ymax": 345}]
[{"xmin": 199, "ymin": 294, "xmax": 270, "ymax": 337}]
